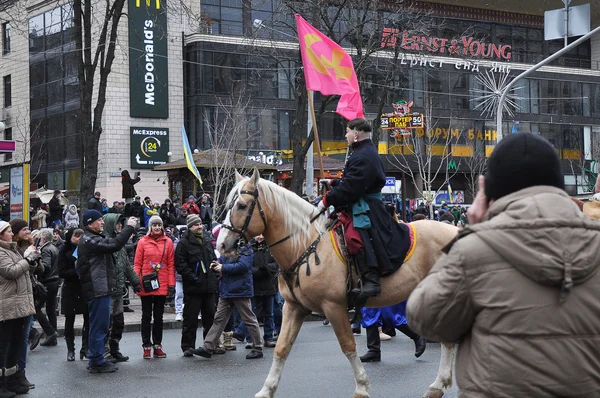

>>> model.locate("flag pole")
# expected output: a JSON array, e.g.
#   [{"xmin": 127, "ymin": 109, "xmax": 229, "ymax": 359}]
[{"xmin": 307, "ymin": 90, "xmax": 326, "ymax": 191}]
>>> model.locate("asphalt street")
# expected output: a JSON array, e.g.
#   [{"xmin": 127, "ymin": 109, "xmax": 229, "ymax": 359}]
[{"xmin": 25, "ymin": 322, "xmax": 458, "ymax": 398}]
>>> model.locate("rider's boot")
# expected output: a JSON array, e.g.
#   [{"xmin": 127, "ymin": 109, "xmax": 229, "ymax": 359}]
[{"xmin": 351, "ymin": 251, "xmax": 381, "ymax": 300}]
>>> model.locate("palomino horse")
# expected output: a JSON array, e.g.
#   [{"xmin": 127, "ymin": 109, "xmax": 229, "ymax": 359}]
[{"xmin": 217, "ymin": 170, "xmax": 458, "ymax": 398}]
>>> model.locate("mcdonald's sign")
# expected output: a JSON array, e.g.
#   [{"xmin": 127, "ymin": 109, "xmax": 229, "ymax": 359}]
[{"xmin": 128, "ymin": 0, "xmax": 169, "ymax": 118}]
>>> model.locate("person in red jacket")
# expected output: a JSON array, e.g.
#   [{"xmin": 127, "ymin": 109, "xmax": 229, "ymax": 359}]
[
  {"xmin": 181, "ymin": 196, "xmax": 200, "ymax": 215},
  {"xmin": 134, "ymin": 215, "xmax": 175, "ymax": 359}
]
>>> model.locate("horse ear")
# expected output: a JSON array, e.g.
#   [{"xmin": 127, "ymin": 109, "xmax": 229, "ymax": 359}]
[
  {"xmin": 251, "ymin": 168, "xmax": 260, "ymax": 185},
  {"xmin": 235, "ymin": 170, "xmax": 244, "ymax": 183}
]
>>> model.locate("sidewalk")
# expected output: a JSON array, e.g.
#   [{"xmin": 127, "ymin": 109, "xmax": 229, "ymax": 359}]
[{"xmin": 52, "ymin": 293, "xmax": 324, "ymax": 336}]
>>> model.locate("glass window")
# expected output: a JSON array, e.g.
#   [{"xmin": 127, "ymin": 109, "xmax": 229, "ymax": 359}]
[
  {"xmin": 514, "ymin": 78, "xmax": 530, "ymax": 114},
  {"xmin": 4, "ymin": 128, "xmax": 11, "ymax": 161},
  {"xmin": 46, "ymin": 55, "xmax": 63, "ymax": 82},
  {"xmin": 530, "ymin": 79, "xmax": 539, "ymax": 114},
  {"xmin": 277, "ymin": 61, "xmax": 293, "ymax": 99},
  {"xmin": 201, "ymin": 51, "xmax": 214, "ymax": 94},
  {"xmin": 561, "ymin": 81, "xmax": 582, "ymax": 116},
  {"xmin": 512, "ymin": 28, "xmax": 527, "ymax": 63},
  {"xmin": 247, "ymin": 56, "xmax": 276, "ymax": 98},
  {"xmin": 46, "ymin": 80, "xmax": 63, "ymax": 106},
  {"xmin": 29, "ymin": 61, "xmax": 45, "ymax": 86},
  {"xmin": 388, "ymin": 71, "xmax": 409, "ymax": 104},
  {"xmin": 2, "ymin": 22, "xmax": 11, "ymax": 55},
  {"xmin": 30, "ymin": 85, "xmax": 45, "ymax": 110},
  {"xmin": 425, "ymin": 70, "xmax": 449, "ymax": 109},
  {"xmin": 213, "ymin": 52, "xmax": 244, "ymax": 94},
  {"xmin": 3, "ymin": 75, "xmax": 11, "ymax": 107},
  {"xmin": 47, "ymin": 114, "xmax": 64, "ymax": 163},
  {"xmin": 539, "ymin": 80, "xmax": 560, "ymax": 114},
  {"xmin": 279, "ymin": 110, "xmax": 290, "ymax": 150},
  {"xmin": 64, "ymin": 110, "xmax": 80, "ymax": 160},
  {"xmin": 410, "ymin": 70, "xmax": 424, "ymax": 107},
  {"xmin": 449, "ymin": 72, "xmax": 469, "ymax": 110}
]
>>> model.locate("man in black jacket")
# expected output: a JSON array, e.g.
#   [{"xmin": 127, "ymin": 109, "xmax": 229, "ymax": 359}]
[
  {"xmin": 48, "ymin": 190, "xmax": 64, "ymax": 226},
  {"xmin": 37, "ymin": 229, "xmax": 61, "ymax": 346},
  {"xmin": 175, "ymin": 216, "xmax": 218, "ymax": 356},
  {"xmin": 77, "ymin": 210, "xmax": 136, "ymax": 373},
  {"xmin": 87, "ymin": 191, "xmax": 103, "ymax": 212}
]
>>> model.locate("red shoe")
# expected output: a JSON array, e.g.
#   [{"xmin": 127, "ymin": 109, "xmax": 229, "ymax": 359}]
[
  {"xmin": 143, "ymin": 346, "xmax": 152, "ymax": 359},
  {"xmin": 153, "ymin": 345, "xmax": 167, "ymax": 358}
]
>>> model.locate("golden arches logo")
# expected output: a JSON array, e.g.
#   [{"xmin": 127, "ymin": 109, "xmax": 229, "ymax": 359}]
[
  {"xmin": 135, "ymin": 0, "xmax": 160, "ymax": 9},
  {"xmin": 303, "ymin": 33, "xmax": 352, "ymax": 80}
]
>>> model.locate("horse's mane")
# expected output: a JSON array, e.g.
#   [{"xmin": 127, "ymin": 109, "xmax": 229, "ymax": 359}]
[{"xmin": 226, "ymin": 177, "xmax": 325, "ymax": 252}]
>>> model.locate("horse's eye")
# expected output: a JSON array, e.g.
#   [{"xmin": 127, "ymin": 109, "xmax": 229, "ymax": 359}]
[{"xmin": 237, "ymin": 203, "xmax": 247, "ymax": 210}]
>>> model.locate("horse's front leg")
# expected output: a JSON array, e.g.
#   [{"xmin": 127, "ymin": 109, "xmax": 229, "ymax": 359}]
[
  {"xmin": 255, "ymin": 301, "xmax": 307, "ymax": 398},
  {"xmin": 325, "ymin": 305, "xmax": 370, "ymax": 398},
  {"xmin": 424, "ymin": 342, "xmax": 455, "ymax": 398}
]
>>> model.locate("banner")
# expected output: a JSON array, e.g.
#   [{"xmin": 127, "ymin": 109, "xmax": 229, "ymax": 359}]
[
  {"xmin": 128, "ymin": 0, "xmax": 169, "ymax": 118},
  {"xmin": 130, "ymin": 127, "xmax": 170, "ymax": 169},
  {"xmin": 10, "ymin": 166, "xmax": 23, "ymax": 219}
]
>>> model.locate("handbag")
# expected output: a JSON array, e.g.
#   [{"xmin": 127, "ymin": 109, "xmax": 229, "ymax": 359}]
[
  {"xmin": 140, "ymin": 240, "xmax": 166, "ymax": 292},
  {"xmin": 33, "ymin": 277, "xmax": 48, "ymax": 302}
]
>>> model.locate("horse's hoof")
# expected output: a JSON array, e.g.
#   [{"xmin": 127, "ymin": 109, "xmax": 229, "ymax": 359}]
[{"xmin": 423, "ymin": 388, "xmax": 444, "ymax": 398}]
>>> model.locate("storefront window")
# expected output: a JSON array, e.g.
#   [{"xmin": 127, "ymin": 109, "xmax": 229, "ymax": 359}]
[{"xmin": 425, "ymin": 70, "xmax": 449, "ymax": 109}]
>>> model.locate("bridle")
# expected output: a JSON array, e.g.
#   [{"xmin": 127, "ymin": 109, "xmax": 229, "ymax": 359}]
[{"xmin": 221, "ymin": 188, "xmax": 267, "ymax": 247}]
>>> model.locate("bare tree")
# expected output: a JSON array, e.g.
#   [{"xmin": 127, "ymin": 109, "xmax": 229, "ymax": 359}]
[
  {"xmin": 463, "ymin": 141, "xmax": 487, "ymax": 201},
  {"xmin": 8, "ymin": 106, "xmax": 45, "ymax": 179},
  {"xmin": 388, "ymin": 97, "xmax": 461, "ymax": 217}
]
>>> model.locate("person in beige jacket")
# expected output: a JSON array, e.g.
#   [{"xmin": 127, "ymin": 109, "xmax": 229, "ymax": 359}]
[
  {"xmin": 0, "ymin": 221, "xmax": 40, "ymax": 397},
  {"xmin": 407, "ymin": 133, "xmax": 600, "ymax": 398}
]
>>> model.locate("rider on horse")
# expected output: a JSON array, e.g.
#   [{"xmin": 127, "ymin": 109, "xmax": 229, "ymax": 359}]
[{"xmin": 317, "ymin": 118, "xmax": 412, "ymax": 301}]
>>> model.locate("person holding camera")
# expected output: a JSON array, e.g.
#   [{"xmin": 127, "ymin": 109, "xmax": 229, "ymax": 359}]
[
  {"xmin": 175, "ymin": 215, "xmax": 218, "ymax": 357},
  {"xmin": 37, "ymin": 229, "xmax": 60, "ymax": 347},
  {"xmin": 77, "ymin": 210, "xmax": 137, "ymax": 374},
  {"xmin": 192, "ymin": 235, "xmax": 264, "ymax": 360},
  {"xmin": 0, "ymin": 221, "xmax": 39, "ymax": 396},
  {"xmin": 134, "ymin": 215, "xmax": 175, "ymax": 359}
]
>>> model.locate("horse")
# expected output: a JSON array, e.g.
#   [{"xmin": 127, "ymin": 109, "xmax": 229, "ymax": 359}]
[{"xmin": 217, "ymin": 169, "xmax": 459, "ymax": 398}]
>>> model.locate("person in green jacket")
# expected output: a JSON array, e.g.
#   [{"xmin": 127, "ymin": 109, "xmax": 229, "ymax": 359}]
[{"xmin": 102, "ymin": 214, "xmax": 141, "ymax": 362}]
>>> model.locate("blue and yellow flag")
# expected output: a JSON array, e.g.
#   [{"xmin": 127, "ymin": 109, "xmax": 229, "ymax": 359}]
[{"xmin": 182, "ymin": 124, "xmax": 202, "ymax": 184}]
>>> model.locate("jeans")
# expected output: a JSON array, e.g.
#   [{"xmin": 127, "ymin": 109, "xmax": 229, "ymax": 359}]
[
  {"xmin": 237, "ymin": 295, "xmax": 275, "ymax": 341},
  {"xmin": 175, "ymin": 281, "xmax": 184, "ymax": 315},
  {"xmin": 0, "ymin": 317, "xmax": 25, "ymax": 370},
  {"xmin": 140, "ymin": 295, "xmax": 166, "ymax": 347},
  {"xmin": 180, "ymin": 293, "xmax": 215, "ymax": 351},
  {"xmin": 87, "ymin": 295, "xmax": 112, "ymax": 366},
  {"xmin": 18, "ymin": 315, "xmax": 33, "ymax": 370}
]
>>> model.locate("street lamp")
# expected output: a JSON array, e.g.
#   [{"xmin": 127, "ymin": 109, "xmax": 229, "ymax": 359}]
[{"xmin": 252, "ymin": 19, "xmax": 296, "ymax": 39}]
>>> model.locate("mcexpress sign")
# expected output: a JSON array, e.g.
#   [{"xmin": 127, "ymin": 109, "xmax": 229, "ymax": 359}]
[{"xmin": 382, "ymin": 28, "xmax": 512, "ymax": 61}]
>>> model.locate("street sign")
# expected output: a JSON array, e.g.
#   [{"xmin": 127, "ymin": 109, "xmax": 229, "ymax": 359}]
[
  {"xmin": 544, "ymin": 4, "xmax": 590, "ymax": 40},
  {"xmin": 385, "ymin": 177, "xmax": 396, "ymax": 187},
  {"xmin": 380, "ymin": 113, "xmax": 424, "ymax": 130},
  {"xmin": 0, "ymin": 140, "xmax": 16, "ymax": 152},
  {"xmin": 130, "ymin": 127, "xmax": 170, "ymax": 169}
]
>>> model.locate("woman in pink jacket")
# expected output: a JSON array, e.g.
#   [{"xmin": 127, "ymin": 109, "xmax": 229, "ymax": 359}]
[{"xmin": 134, "ymin": 215, "xmax": 175, "ymax": 359}]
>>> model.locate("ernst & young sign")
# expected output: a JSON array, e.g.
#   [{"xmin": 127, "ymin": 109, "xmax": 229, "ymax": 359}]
[{"xmin": 128, "ymin": 0, "xmax": 169, "ymax": 118}]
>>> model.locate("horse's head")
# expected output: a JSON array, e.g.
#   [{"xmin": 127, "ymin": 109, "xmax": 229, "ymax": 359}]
[{"xmin": 217, "ymin": 168, "xmax": 268, "ymax": 257}]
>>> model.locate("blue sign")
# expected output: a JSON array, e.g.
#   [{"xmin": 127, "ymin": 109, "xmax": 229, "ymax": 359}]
[{"xmin": 385, "ymin": 177, "xmax": 396, "ymax": 187}]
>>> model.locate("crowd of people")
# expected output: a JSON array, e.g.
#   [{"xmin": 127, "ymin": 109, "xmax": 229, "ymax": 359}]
[{"xmin": 0, "ymin": 178, "xmax": 285, "ymax": 398}]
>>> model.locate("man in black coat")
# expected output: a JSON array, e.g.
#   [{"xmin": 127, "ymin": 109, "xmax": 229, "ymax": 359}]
[
  {"xmin": 77, "ymin": 210, "xmax": 136, "ymax": 373},
  {"xmin": 175, "ymin": 216, "xmax": 218, "ymax": 356},
  {"xmin": 48, "ymin": 190, "xmax": 64, "ymax": 226},
  {"xmin": 318, "ymin": 118, "xmax": 411, "ymax": 301},
  {"xmin": 88, "ymin": 191, "xmax": 103, "ymax": 212}
]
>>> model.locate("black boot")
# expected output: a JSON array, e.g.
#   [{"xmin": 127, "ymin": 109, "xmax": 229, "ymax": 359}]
[
  {"xmin": 397, "ymin": 324, "xmax": 427, "ymax": 358},
  {"xmin": 40, "ymin": 331, "xmax": 58, "ymax": 346},
  {"xmin": 360, "ymin": 325, "xmax": 381, "ymax": 362},
  {"xmin": 4, "ymin": 368, "xmax": 29, "ymax": 395},
  {"xmin": 351, "ymin": 252, "xmax": 381, "ymax": 299},
  {"xmin": 14, "ymin": 370, "xmax": 34, "ymax": 390},
  {"xmin": 0, "ymin": 369, "xmax": 16, "ymax": 398}
]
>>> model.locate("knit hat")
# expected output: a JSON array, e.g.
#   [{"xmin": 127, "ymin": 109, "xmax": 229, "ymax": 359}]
[
  {"xmin": 485, "ymin": 134, "xmax": 564, "ymax": 201},
  {"xmin": 187, "ymin": 214, "xmax": 202, "ymax": 229},
  {"xmin": 147, "ymin": 215, "xmax": 164, "ymax": 234},
  {"xmin": 9, "ymin": 218, "xmax": 28, "ymax": 236},
  {"xmin": 0, "ymin": 221, "xmax": 10, "ymax": 234},
  {"xmin": 82, "ymin": 209, "xmax": 103, "ymax": 226}
]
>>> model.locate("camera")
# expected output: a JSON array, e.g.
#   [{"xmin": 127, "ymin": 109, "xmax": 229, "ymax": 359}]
[{"xmin": 33, "ymin": 237, "xmax": 40, "ymax": 248}]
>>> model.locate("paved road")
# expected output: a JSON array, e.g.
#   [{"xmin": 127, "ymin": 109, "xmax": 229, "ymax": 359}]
[{"xmin": 26, "ymin": 322, "xmax": 458, "ymax": 398}]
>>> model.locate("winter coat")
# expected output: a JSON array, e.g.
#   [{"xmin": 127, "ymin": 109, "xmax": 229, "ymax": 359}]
[
  {"xmin": 134, "ymin": 234, "xmax": 175, "ymax": 296},
  {"xmin": 40, "ymin": 242, "xmax": 60, "ymax": 285},
  {"xmin": 31, "ymin": 209, "xmax": 48, "ymax": 229},
  {"xmin": 0, "ymin": 240, "xmax": 35, "ymax": 321},
  {"xmin": 218, "ymin": 246, "xmax": 254, "ymax": 299},
  {"xmin": 143, "ymin": 205, "xmax": 158, "ymax": 227},
  {"xmin": 103, "ymin": 214, "xmax": 140, "ymax": 293},
  {"xmin": 249, "ymin": 241, "xmax": 278, "ymax": 296},
  {"xmin": 324, "ymin": 139, "xmax": 411, "ymax": 275},
  {"xmin": 58, "ymin": 239, "xmax": 87, "ymax": 315},
  {"xmin": 182, "ymin": 201, "xmax": 200, "ymax": 215},
  {"xmin": 130, "ymin": 201, "xmax": 144, "ymax": 219},
  {"xmin": 407, "ymin": 186, "xmax": 600, "ymax": 398},
  {"xmin": 173, "ymin": 215, "xmax": 188, "ymax": 226},
  {"xmin": 48, "ymin": 195, "xmax": 63, "ymax": 223},
  {"xmin": 159, "ymin": 203, "xmax": 177, "ymax": 226},
  {"xmin": 77, "ymin": 225, "xmax": 135, "ymax": 301},
  {"xmin": 64, "ymin": 205, "xmax": 80, "ymax": 228},
  {"xmin": 121, "ymin": 170, "xmax": 141, "ymax": 199},
  {"xmin": 88, "ymin": 197, "xmax": 102, "ymax": 212},
  {"xmin": 175, "ymin": 231, "xmax": 217, "ymax": 296}
]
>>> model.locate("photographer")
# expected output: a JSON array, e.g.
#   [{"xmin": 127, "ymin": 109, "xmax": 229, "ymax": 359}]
[{"xmin": 175, "ymin": 215, "xmax": 218, "ymax": 357}]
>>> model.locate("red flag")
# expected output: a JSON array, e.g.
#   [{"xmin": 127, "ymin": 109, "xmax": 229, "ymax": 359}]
[{"xmin": 295, "ymin": 14, "xmax": 364, "ymax": 120}]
